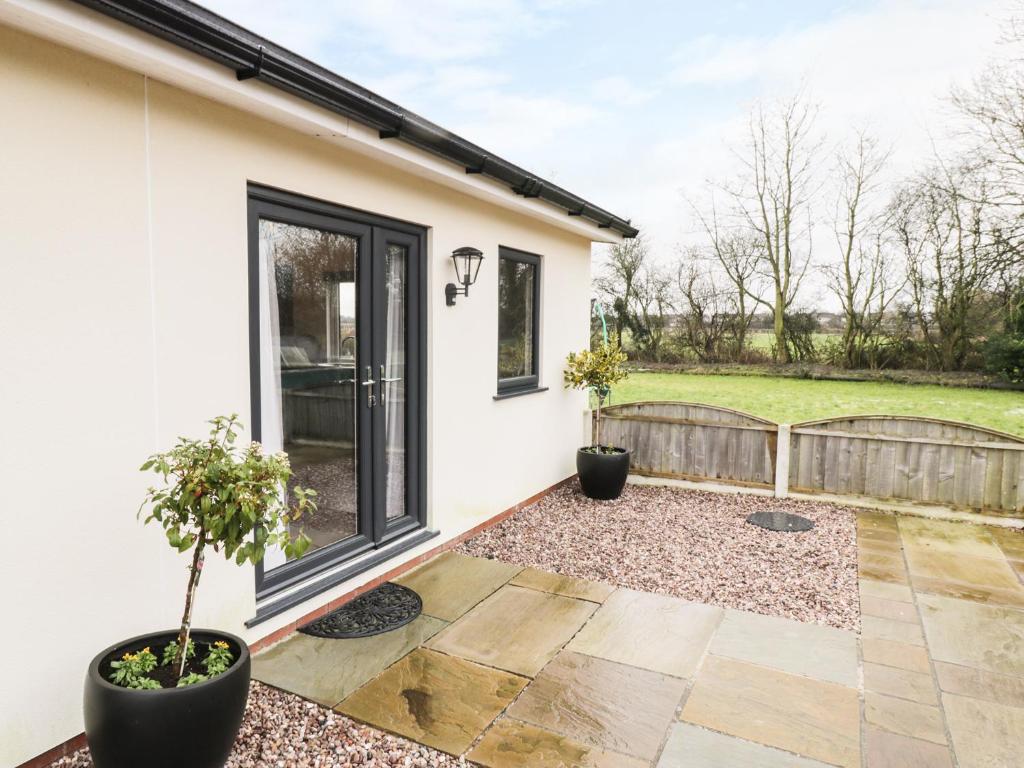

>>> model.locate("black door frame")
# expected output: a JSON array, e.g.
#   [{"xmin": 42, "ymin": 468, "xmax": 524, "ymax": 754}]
[{"xmin": 247, "ymin": 184, "xmax": 428, "ymax": 602}]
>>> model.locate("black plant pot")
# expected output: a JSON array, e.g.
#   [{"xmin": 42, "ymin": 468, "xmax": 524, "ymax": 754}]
[
  {"xmin": 576, "ymin": 446, "xmax": 631, "ymax": 500},
  {"xmin": 84, "ymin": 629, "xmax": 250, "ymax": 768}
]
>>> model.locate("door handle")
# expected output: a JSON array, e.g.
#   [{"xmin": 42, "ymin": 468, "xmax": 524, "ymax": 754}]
[
  {"xmin": 360, "ymin": 366, "xmax": 377, "ymax": 407},
  {"xmin": 378, "ymin": 365, "xmax": 401, "ymax": 407}
]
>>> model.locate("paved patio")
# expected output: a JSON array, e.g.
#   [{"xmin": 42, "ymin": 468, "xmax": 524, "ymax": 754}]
[{"xmin": 253, "ymin": 510, "xmax": 1024, "ymax": 767}]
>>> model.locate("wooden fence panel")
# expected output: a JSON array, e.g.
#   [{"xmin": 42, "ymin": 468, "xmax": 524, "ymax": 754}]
[
  {"xmin": 788, "ymin": 415, "xmax": 1024, "ymax": 514},
  {"xmin": 599, "ymin": 402, "xmax": 776, "ymax": 487}
]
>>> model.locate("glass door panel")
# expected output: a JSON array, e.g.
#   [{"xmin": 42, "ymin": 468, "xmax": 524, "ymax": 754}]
[
  {"xmin": 257, "ymin": 219, "xmax": 363, "ymax": 566},
  {"xmin": 382, "ymin": 243, "xmax": 407, "ymax": 522}
]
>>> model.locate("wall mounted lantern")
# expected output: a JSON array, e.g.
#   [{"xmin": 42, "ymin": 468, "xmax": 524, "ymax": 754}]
[{"xmin": 445, "ymin": 246, "xmax": 483, "ymax": 306}]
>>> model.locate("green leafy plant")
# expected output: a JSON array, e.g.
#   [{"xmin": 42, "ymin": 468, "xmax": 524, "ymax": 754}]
[
  {"xmin": 176, "ymin": 672, "xmax": 209, "ymax": 688},
  {"xmin": 109, "ymin": 647, "xmax": 159, "ymax": 689},
  {"xmin": 161, "ymin": 639, "xmax": 195, "ymax": 667},
  {"xmin": 203, "ymin": 641, "xmax": 234, "ymax": 676},
  {"xmin": 564, "ymin": 344, "xmax": 629, "ymax": 451},
  {"xmin": 139, "ymin": 414, "xmax": 316, "ymax": 681}
]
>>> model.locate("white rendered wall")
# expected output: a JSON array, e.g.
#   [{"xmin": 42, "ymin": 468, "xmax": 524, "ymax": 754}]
[{"xmin": 0, "ymin": 24, "xmax": 597, "ymax": 766}]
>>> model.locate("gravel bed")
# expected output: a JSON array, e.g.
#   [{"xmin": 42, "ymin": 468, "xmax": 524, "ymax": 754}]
[
  {"xmin": 460, "ymin": 483, "xmax": 859, "ymax": 630},
  {"xmin": 49, "ymin": 682, "xmax": 467, "ymax": 768}
]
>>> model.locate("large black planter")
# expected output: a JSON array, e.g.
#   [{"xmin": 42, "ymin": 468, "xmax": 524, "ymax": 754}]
[
  {"xmin": 576, "ymin": 446, "xmax": 630, "ymax": 500},
  {"xmin": 84, "ymin": 629, "xmax": 250, "ymax": 768}
]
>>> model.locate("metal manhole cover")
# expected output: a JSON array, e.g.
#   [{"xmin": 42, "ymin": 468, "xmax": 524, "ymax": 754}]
[
  {"xmin": 299, "ymin": 582, "xmax": 422, "ymax": 639},
  {"xmin": 746, "ymin": 511, "xmax": 815, "ymax": 532}
]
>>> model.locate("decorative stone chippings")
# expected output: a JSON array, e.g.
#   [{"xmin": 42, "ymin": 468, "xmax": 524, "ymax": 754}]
[
  {"xmin": 460, "ymin": 483, "xmax": 859, "ymax": 630},
  {"xmin": 48, "ymin": 682, "xmax": 467, "ymax": 767}
]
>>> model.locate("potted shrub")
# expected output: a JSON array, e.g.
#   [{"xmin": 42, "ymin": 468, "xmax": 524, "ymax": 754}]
[
  {"xmin": 564, "ymin": 344, "xmax": 630, "ymax": 499},
  {"xmin": 84, "ymin": 415, "xmax": 315, "ymax": 768}
]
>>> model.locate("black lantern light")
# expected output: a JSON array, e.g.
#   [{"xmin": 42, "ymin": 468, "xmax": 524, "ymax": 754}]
[{"xmin": 445, "ymin": 246, "xmax": 483, "ymax": 306}]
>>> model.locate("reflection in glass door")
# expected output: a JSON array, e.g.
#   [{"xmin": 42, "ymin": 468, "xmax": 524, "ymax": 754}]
[
  {"xmin": 257, "ymin": 221, "xmax": 361, "ymax": 565},
  {"xmin": 249, "ymin": 188, "xmax": 425, "ymax": 600}
]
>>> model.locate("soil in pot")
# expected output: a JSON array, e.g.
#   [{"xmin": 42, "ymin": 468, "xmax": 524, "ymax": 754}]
[
  {"xmin": 98, "ymin": 638, "xmax": 234, "ymax": 689},
  {"xmin": 576, "ymin": 445, "xmax": 630, "ymax": 500}
]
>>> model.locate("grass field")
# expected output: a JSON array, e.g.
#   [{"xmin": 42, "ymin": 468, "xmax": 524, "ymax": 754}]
[{"xmin": 608, "ymin": 372, "xmax": 1024, "ymax": 436}]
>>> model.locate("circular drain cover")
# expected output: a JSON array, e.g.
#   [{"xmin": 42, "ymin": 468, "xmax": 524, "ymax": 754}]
[
  {"xmin": 746, "ymin": 511, "xmax": 815, "ymax": 532},
  {"xmin": 299, "ymin": 582, "xmax": 422, "ymax": 639}
]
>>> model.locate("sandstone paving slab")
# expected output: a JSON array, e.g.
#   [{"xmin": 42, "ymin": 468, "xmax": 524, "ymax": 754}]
[
  {"xmin": 709, "ymin": 609, "xmax": 858, "ymax": 687},
  {"xmin": 989, "ymin": 525, "xmax": 1024, "ymax": 560},
  {"xmin": 467, "ymin": 717, "xmax": 646, "ymax": 768},
  {"xmin": 393, "ymin": 551, "xmax": 522, "ymax": 622},
  {"xmin": 858, "ymin": 552, "xmax": 909, "ymax": 584},
  {"xmin": 918, "ymin": 593, "xmax": 1024, "ymax": 676},
  {"xmin": 508, "ymin": 650, "xmax": 687, "ymax": 762},
  {"xmin": 565, "ymin": 588, "xmax": 722, "ymax": 678},
  {"xmin": 863, "ymin": 693, "xmax": 946, "ymax": 745},
  {"xmin": 426, "ymin": 584, "xmax": 597, "ymax": 677},
  {"xmin": 680, "ymin": 655, "xmax": 860, "ymax": 768},
  {"xmin": 858, "ymin": 511, "xmax": 900, "ymax": 531},
  {"xmin": 910, "ymin": 574, "xmax": 1024, "ymax": 609},
  {"xmin": 862, "ymin": 615, "xmax": 925, "ymax": 646},
  {"xmin": 509, "ymin": 567, "xmax": 615, "ymax": 604},
  {"xmin": 904, "ymin": 547, "xmax": 1022, "ymax": 590},
  {"xmin": 863, "ymin": 662, "xmax": 939, "ymax": 706},
  {"xmin": 252, "ymin": 615, "xmax": 446, "ymax": 706},
  {"xmin": 861, "ymin": 638, "xmax": 932, "ymax": 674},
  {"xmin": 942, "ymin": 692, "xmax": 1024, "ymax": 768},
  {"xmin": 858, "ymin": 536, "xmax": 903, "ymax": 555},
  {"xmin": 897, "ymin": 517, "xmax": 1004, "ymax": 560},
  {"xmin": 933, "ymin": 661, "xmax": 1024, "ymax": 708},
  {"xmin": 860, "ymin": 595, "xmax": 919, "ymax": 624},
  {"xmin": 336, "ymin": 648, "xmax": 527, "ymax": 755},
  {"xmin": 859, "ymin": 579, "xmax": 914, "ymax": 603},
  {"xmin": 656, "ymin": 723, "xmax": 832, "ymax": 767},
  {"xmin": 862, "ymin": 726, "xmax": 953, "ymax": 768},
  {"xmin": 904, "ymin": 546, "xmax": 1024, "ymax": 608}
]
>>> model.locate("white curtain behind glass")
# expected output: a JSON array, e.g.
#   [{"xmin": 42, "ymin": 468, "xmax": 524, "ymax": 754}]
[
  {"xmin": 258, "ymin": 221, "xmax": 286, "ymax": 570},
  {"xmin": 384, "ymin": 245, "xmax": 406, "ymax": 520}
]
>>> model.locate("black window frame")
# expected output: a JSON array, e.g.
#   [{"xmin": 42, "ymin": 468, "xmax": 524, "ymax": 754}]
[{"xmin": 496, "ymin": 246, "xmax": 542, "ymax": 396}]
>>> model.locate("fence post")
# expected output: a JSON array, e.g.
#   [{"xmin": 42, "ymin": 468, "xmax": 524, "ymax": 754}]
[{"xmin": 775, "ymin": 424, "xmax": 791, "ymax": 498}]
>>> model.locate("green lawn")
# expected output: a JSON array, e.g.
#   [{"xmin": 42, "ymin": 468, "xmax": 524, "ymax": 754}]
[{"xmin": 608, "ymin": 372, "xmax": 1024, "ymax": 436}]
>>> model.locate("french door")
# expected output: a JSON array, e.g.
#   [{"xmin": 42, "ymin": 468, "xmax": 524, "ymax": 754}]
[{"xmin": 248, "ymin": 186, "xmax": 425, "ymax": 600}]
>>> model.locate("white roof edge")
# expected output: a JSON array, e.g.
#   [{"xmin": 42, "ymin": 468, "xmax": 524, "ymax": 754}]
[{"xmin": 0, "ymin": 0, "xmax": 624, "ymax": 244}]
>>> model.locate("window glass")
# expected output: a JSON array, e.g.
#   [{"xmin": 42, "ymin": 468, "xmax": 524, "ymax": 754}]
[{"xmin": 498, "ymin": 251, "xmax": 539, "ymax": 385}]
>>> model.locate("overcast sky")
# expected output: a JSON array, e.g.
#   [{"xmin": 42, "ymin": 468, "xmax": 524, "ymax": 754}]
[{"xmin": 205, "ymin": 0, "xmax": 1009, "ymax": 302}]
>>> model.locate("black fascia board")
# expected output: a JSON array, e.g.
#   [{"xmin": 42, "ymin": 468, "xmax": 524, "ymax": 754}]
[{"xmin": 71, "ymin": 0, "xmax": 639, "ymax": 238}]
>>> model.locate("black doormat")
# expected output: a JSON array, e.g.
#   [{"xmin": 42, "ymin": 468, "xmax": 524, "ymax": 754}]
[
  {"xmin": 299, "ymin": 582, "xmax": 422, "ymax": 639},
  {"xmin": 746, "ymin": 511, "xmax": 815, "ymax": 532}
]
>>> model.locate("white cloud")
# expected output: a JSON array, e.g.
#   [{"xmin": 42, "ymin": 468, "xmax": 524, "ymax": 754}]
[
  {"xmin": 589, "ymin": 75, "xmax": 658, "ymax": 105},
  {"xmin": 205, "ymin": 0, "xmax": 580, "ymax": 64}
]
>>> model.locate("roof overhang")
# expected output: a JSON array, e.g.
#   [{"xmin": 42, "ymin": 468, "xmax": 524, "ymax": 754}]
[{"xmin": 0, "ymin": 0, "xmax": 636, "ymax": 244}]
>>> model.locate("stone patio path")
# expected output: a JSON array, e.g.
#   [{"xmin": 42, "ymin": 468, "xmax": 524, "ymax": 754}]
[{"xmin": 253, "ymin": 512, "xmax": 1024, "ymax": 767}]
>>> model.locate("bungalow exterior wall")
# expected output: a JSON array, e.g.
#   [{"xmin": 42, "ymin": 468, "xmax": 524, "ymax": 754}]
[{"xmin": 0, "ymin": 19, "xmax": 600, "ymax": 766}]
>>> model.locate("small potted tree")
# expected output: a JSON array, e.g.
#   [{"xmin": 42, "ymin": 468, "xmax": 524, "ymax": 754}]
[
  {"xmin": 84, "ymin": 415, "xmax": 315, "ymax": 768},
  {"xmin": 564, "ymin": 344, "xmax": 630, "ymax": 499}
]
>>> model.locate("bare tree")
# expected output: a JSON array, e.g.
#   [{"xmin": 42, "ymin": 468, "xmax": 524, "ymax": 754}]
[
  {"xmin": 717, "ymin": 93, "xmax": 822, "ymax": 361},
  {"xmin": 826, "ymin": 132, "xmax": 904, "ymax": 368},
  {"xmin": 951, "ymin": 6, "xmax": 1024, "ymax": 240},
  {"xmin": 594, "ymin": 237, "xmax": 648, "ymax": 348},
  {"xmin": 629, "ymin": 262, "xmax": 675, "ymax": 361},
  {"xmin": 675, "ymin": 256, "xmax": 736, "ymax": 362},
  {"xmin": 891, "ymin": 164, "xmax": 1007, "ymax": 370}
]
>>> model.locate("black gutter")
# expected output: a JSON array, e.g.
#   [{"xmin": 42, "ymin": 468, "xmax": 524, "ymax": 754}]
[{"xmin": 71, "ymin": 0, "xmax": 639, "ymax": 238}]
